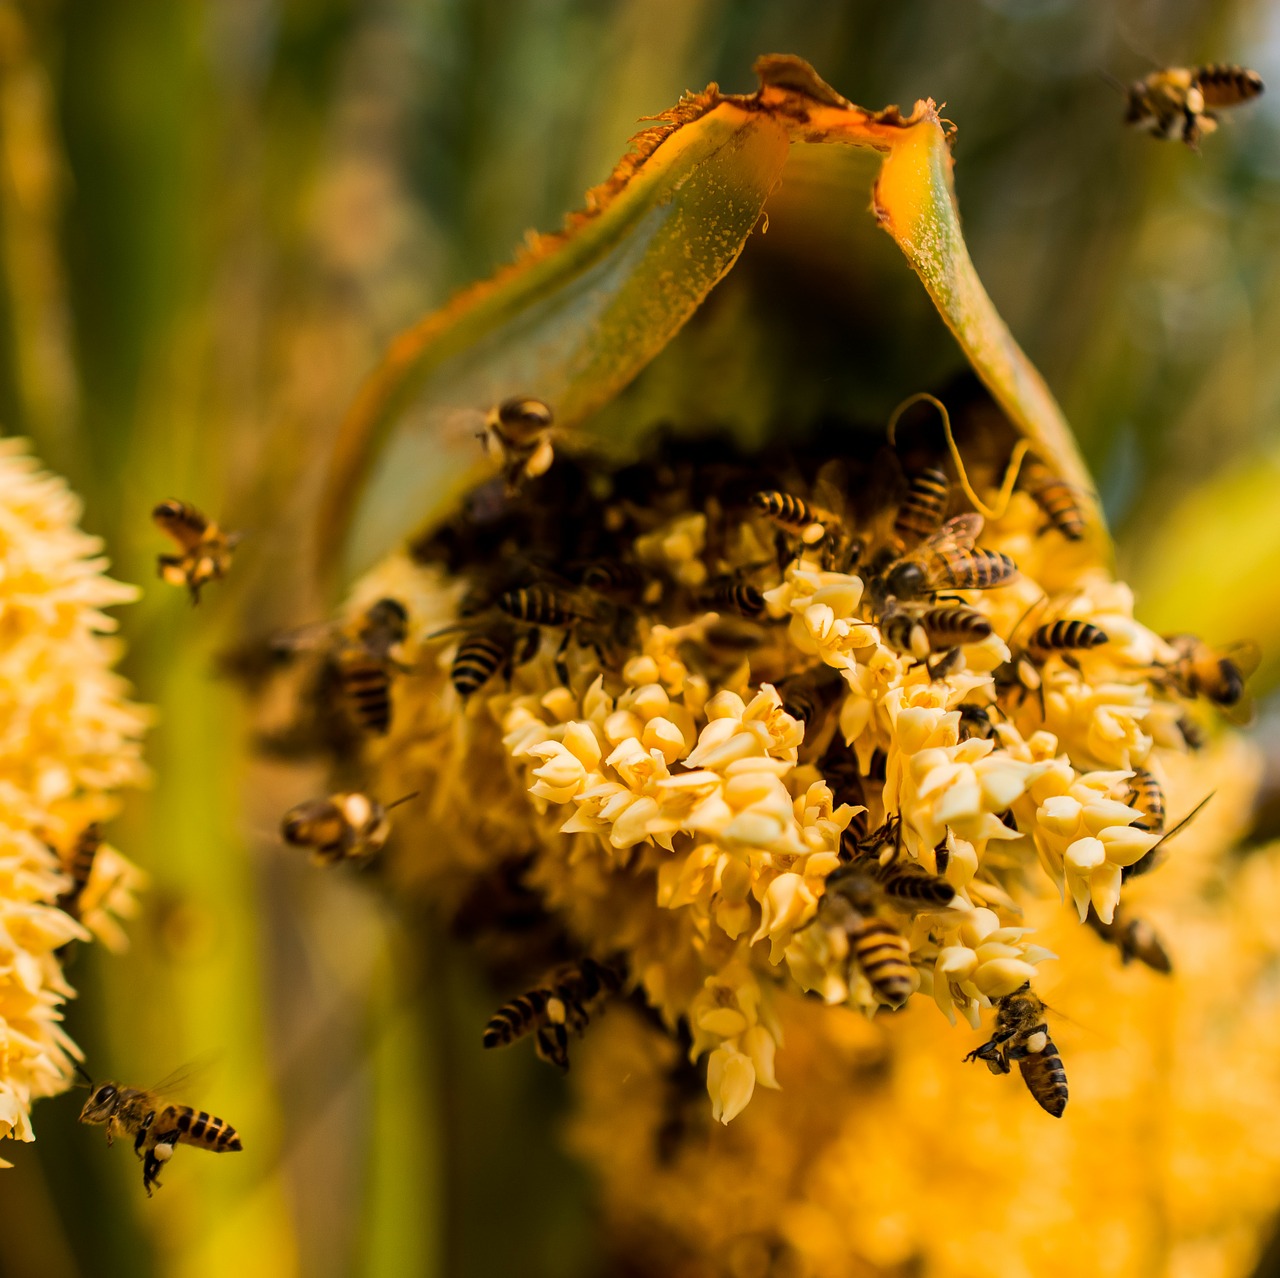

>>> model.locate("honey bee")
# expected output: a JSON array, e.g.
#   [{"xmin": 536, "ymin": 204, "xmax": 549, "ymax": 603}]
[
  {"xmin": 575, "ymin": 559, "xmax": 646, "ymax": 598},
  {"xmin": 55, "ymin": 822, "xmax": 103, "ymax": 920},
  {"xmin": 1027, "ymin": 619, "xmax": 1109, "ymax": 655},
  {"xmin": 776, "ymin": 665, "xmax": 844, "ymax": 730},
  {"xmin": 833, "ymin": 819, "xmax": 956, "ymax": 909},
  {"xmin": 893, "ymin": 466, "xmax": 950, "ymax": 546},
  {"xmin": 78, "ymin": 1071, "xmax": 242, "ymax": 1195},
  {"xmin": 964, "ymin": 983, "xmax": 1067, "ymax": 1117},
  {"xmin": 1121, "ymin": 791, "xmax": 1212, "ymax": 881},
  {"xmin": 701, "ymin": 577, "xmax": 767, "ymax": 619},
  {"xmin": 1125, "ymin": 63, "xmax": 1264, "ymax": 148},
  {"xmin": 443, "ymin": 621, "xmax": 540, "ymax": 699},
  {"xmin": 332, "ymin": 598, "xmax": 410, "ymax": 735},
  {"xmin": 822, "ymin": 888, "xmax": 915, "ymax": 1008},
  {"xmin": 482, "ymin": 957, "xmax": 624, "ymax": 1071},
  {"xmin": 479, "ymin": 396, "xmax": 556, "ymax": 492},
  {"xmin": 880, "ymin": 602, "xmax": 993, "ymax": 660},
  {"xmin": 1159, "ymin": 635, "xmax": 1260, "ymax": 717},
  {"xmin": 1021, "ymin": 461, "xmax": 1086, "ymax": 542},
  {"xmin": 280, "ymin": 791, "xmax": 416, "ymax": 864},
  {"xmin": 750, "ymin": 464, "xmax": 858, "ymax": 570},
  {"xmin": 152, "ymin": 500, "xmax": 241, "ymax": 604},
  {"xmin": 818, "ymin": 744, "xmax": 868, "ymax": 842},
  {"xmin": 1127, "ymin": 768, "xmax": 1165, "ymax": 833},
  {"xmin": 957, "ymin": 703, "xmax": 996, "ymax": 741},
  {"xmin": 869, "ymin": 514, "xmax": 1017, "ymax": 612},
  {"xmin": 1086, "ymin": 904, "xmax": 1172, "ymax": 974}
]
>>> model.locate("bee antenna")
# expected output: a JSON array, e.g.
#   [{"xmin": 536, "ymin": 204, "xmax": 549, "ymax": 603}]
[
  {"xmin": 72, "ymin": 1060, "xmax": 94, "ymax": 1089},
  {"xmin": 385, "ymin": 792, "xmax": 421, "ymax": 812}
]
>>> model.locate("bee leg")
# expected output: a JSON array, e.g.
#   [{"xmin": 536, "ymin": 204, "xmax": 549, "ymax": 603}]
[
  {"xmin": 554, "ymin": 630, "xmax": 573, "ymax": 687},
  {"xmin": 156, "ymin": 553, "xmax": 183, "ymax": 578},
  {"xmin": 132, "ymin": 1110, "xmax": 154, "ymax": 1159},
  {"xmin": 516, "ymin": 627, "xmax": 540, "ymax": 669},
  {"xmin": 534, "ymin": 1022, "xmax": 570, "ymax": 1072}
]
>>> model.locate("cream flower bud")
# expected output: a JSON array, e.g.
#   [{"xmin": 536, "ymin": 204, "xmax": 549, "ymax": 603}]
[
  {"xmin": 1099, "ymin": 824, "xmax": 1162, "ymax": 867},
  {"xmin": 643, "ymin": 716, "xmax": 688, "ymax": 764},
  {"xmin": 742, "ymin": 1024, "xmax": 780, "ymax": 1090},
  {"xmin": 622, "ymin": 655, "xmax": 660, "ymax": 686},
  {"xmin": 973, "ymin": 957, "xmax": 1039, "ymax": 997},
  {"xmin": 707, "ymin": 1046, "xmax": 756, "ymax": 1125}
]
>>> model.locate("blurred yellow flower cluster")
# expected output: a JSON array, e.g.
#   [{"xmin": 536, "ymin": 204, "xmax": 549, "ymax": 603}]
[{"xmin": 0, "ymin": 441, "xmax": 147, "ymax": 1163}]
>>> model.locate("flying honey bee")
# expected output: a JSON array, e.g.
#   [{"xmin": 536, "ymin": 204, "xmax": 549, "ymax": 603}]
[
  {"xmin": 152, "ymin": 500, "xmax": 241, "ymax": 604},
  {"xmin": 55, "ymin": 822, "xmax": 103, "ymax": 921},
  {"xmin": 893, "ymin": 466, "xmax": 951, "ymax": 546},
  {"xmin": 78, "ymin": 1070, "xmax": 243, "ymax": 1195},
  {"xmin": 482, "ymin": 957, "xmax": 624, "ymax": 1071},
  {"xmin": 332, "ymin": 597, "xmax": 410, "ymax": 735},
  {"xmin": 479, "ymin": 396, "xmax": 556, "ymax": 492},
  {"xmin": 1086, "ymin": 904, "xmax": 1173, "ymax": 974},
  {"xmin": 1021, "ymin": 461, "xmax": 1086, "ymax": 542},
  {"xmin": 1125, "ymin": 63, "xmax": 1264, "ymax": 148},
  {"xmin": 280, "ymin": 791, "xmax": 417, "ymax": 865},
  {"xmin": 1158, "ymin": 634, "xmax": 1260, "ymax": 719},
  {"xmin": 964, "ymin": 983, "xmax": 1068, "ymax": 1117},
  {"xmin": 868, "ymin": 514, "xmax": 1017, "ymax": 613}
]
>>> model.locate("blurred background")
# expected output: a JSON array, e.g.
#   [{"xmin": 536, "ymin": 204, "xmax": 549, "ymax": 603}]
[{"xmin": 0, "ymin": 0, "xmax": 1277, "ymax": 1274}]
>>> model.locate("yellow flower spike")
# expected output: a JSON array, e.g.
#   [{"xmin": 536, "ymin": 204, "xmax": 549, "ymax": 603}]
[{"xmin": 0, "ymin": 443, "xmax": 148, "ymax": 1161}]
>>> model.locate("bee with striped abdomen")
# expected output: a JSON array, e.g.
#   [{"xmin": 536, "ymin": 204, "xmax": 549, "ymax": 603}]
[
  {"xmin": 479, "ymin": 396, "xmax": 556, "ymax": 493},
  {"xmin": 444, "ymin": 621, "xmax": 540, "ymax": 700},
  {"xmin": 701, "ymin": 576, "xmax": 767, "ymax": 619},
  {"xmin": 880, "ymin": 602, "xmax": 993, "ymax": 661},
  {"xmin": 1027, "ymin": 619, "xmax": 1109, "ymax": 656},
  {"xmin": 893, "ymin": 466, "xmax": 950, "ymax": 547},
  {"xmin": 822, "ymin": 887, "xmax": 915, "ymax": 1008},
  {"xmin": 333, "ymin": 598, "xmax": 410, "ymax": 734},
  {"xmin": 152, "ymin": 500, "xmax": 241, "ymax": 604},
  {"xmin": 957, "ymin": 703, "xmax": 996, "ymax": 741},
  {"xmin": 482, "ymin": 957, "xmax": 624, "ymax": 1071},
  {"xmin": 1086, "ymin": 904, "xmax": 1172, "ymax": 974},
  {"xmin": 1122, "ymin": 791, "xmax": 1212, "ymax": 881},
  {"xmin": 55, "ymin": 822, "xmax": 103, "ymax": 921},
  {"xmin": 1159, "ymin": 635, "xmax": 1260, "ymax": 718},
  {"xmin": 1125, "ymin": 63, "xmax": 1264, "ymax": 148},
  {"xmin": 1127, "ymin": 768, "xmax": 1165, "ymax": 833},
  {"xmin": 280, "ymin": 791, "xmax": 416, "ymax": 865},
  {"xmin": 750, "ymin": 463, "xmax": 857, "ymax": 570},
  {"xmin": 1022, "ymin": 462, "xmax": 1086, "ymax": 542},
  {"xmin": 965, "ymin": 983, "xmax": 1067, "ymax": 1117},
  {"xmin": 78, "ymin": 1071, "xmax": 243, "ymax": 1195},
  {"xmin": 869, "ymin": 514, "xmax": 1017, "ymax": 612}
]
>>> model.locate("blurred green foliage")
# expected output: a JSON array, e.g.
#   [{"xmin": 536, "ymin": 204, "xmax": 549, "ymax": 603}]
[{"xmin": 0, "ymin": 1, "xmax": 1275, "ymax": 1275}]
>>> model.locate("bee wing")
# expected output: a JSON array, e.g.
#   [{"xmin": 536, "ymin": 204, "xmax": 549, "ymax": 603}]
[
  {"xmin": 930, "ymin": 512, "xmax": 984, "ymax": 550},
  {"xmin": 811, "ymin": 460, "xmax": 850, "ymax": 520},
  {"xmin": 146, "ymin": 1053, "xmax": 220, "ymax": 1100},
  {"xmin": 1222, "ymin": 694, "xmax": 1258, "ymax": 729},
  {"xmin": 1225, "ymin": 640, "xmax": 1263, "ymax": 680},
  {"xmin": 268, "ymin": 619, "xmax": 339, "ymax": 656},
  {"xmin": 1149, "ymin": 791, "xmax": 1215, "ymax": 850}
]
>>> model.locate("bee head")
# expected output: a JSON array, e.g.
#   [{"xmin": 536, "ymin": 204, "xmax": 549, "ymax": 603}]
[
  {"xmin": 152, "ymin": 499, "xmax": 184, "ymax": 522},
  {"xmin": 79, "ymin": 1083, "xmax": 119, "ymax": 1124},
  {"xmin": 496, "ymin": 397, "xmax": 553, "ymax": 438},
  {"xmin": 884, "ymin": 562, "xmax": 925, "ymax": 598}
]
